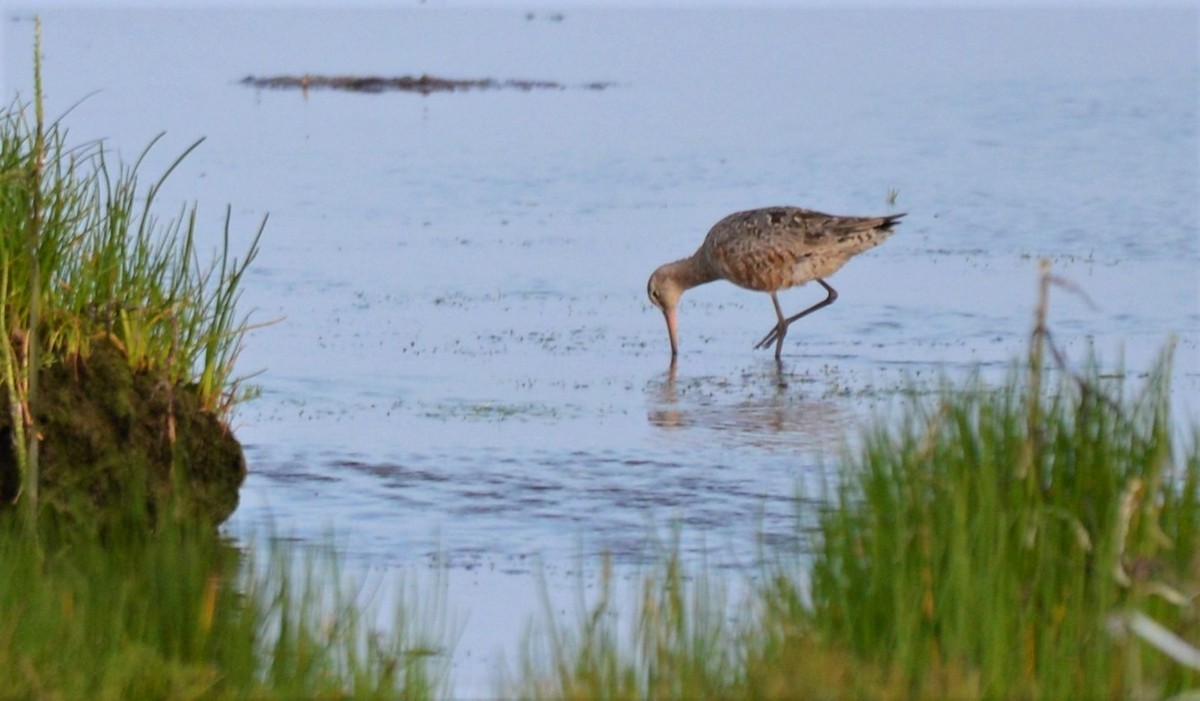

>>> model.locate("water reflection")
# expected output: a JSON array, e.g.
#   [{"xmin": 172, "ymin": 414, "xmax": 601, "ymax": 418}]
[{"xmin": 646, "ymin": 359, "xmax": 850, "ymax": 451}]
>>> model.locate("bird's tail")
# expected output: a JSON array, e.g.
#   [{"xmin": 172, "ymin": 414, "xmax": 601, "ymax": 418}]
[{"xmin": 878, "ymin": 212, "xmax": 906, "ymax": 230}]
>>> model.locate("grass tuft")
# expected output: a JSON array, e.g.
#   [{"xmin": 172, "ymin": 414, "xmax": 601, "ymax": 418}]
[{"xmin": 0, "ymin": 100, "xmax": 265, "ymax": 423}]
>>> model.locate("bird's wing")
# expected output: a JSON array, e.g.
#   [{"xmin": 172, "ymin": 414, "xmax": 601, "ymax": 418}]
[{"xmin": 702, "ymin": 207, "xmax": 903, "ymax": 291}]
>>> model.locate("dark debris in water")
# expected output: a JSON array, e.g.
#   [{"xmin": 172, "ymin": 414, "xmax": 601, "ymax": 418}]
[{"xmin": 240, "ymin": 73, "xmax": 615, "ymax": 95}]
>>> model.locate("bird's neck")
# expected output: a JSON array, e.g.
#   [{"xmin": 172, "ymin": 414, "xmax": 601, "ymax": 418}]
[{"xmin": 665, "ymin": 254, "xmax": 719, "ymax": 292}]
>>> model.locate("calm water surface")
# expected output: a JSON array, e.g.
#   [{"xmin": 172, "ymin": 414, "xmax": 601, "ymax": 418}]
[{"xmin": 5, "ymin": 5, "xmax": 1198, "ymax": 694}]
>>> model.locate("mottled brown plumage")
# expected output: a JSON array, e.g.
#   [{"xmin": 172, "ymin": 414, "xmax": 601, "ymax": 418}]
[{"xmin": 647, "ymin": 206, "xmax": 904, "ymax": 359}]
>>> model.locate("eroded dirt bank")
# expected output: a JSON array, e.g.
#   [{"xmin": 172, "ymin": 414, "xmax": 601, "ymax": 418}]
[{"xmin": 0, "ymin": 337, "xmax": 245, "ymax": 529}]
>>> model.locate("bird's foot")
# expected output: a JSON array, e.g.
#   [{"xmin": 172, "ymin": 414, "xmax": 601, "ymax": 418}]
[{"xmin": 755, "ymin": 322, "xmax": 787, "ymax": 351}]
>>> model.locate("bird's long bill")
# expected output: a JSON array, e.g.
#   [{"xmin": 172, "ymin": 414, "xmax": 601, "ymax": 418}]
[{"xmin": 663, "ymin": 307, "xmax": 678, "ymax": 357}]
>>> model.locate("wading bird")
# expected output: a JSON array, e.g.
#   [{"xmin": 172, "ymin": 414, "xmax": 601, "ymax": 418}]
[{"xmin": 646, "ymin": 206, "xmax": 904, "ymax": 359}]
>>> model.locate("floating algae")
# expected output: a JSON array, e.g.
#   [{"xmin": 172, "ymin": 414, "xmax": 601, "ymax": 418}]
[{"xmin": 240, "ymin": 73, "xmax": 614, "ymax": 95}]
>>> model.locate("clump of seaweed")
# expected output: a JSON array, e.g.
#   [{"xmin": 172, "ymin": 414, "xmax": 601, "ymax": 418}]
[{"xmin": 240, "ymin": 73, "xmax": 614, "ymax": 95}]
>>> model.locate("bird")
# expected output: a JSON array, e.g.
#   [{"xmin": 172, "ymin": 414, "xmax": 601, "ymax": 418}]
[{"xmin": 646, "ymin": 206, "xmax": 904, "ymax": 359}]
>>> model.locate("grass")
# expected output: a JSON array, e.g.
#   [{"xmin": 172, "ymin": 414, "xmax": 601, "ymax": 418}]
[
  {"xmin": 1, "ymin": 47, "xmax": 446, "ymax": 698},
  {"xmin": 507, "ymin": 268, "xmax": 1200, "ymax": 699},
  {"xmin": 0, "ymin": 101, "xmax": 265, "ymax": 419},
  {"xmin": 503, "ymin": 550, "xmax": 742, "ymax": 700},
  {"xmin": 1, "ymin": 23, "xmax": 264, "ymax": 525},
  {"xmin": 0, "ymin": 519, "xmax": 447, "ymax": 700},
  {"xmin": 805, "ymin": 354, "xmax": 1199, "ymax": 698}
]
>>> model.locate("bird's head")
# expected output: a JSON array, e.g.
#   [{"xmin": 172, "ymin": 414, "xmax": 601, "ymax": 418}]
[{"xmin": 647, "ymin": 264, "xmax": 684, "ymax": 357}]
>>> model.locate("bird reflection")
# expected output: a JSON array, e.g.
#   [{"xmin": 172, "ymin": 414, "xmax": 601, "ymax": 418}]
[
  {"xmin": 646, "ymin": 358, "xmax": 849, "ymax": 450},
  {"xmin": 650, "ymin": 359, "xmax": 684, "ymax": 428}
]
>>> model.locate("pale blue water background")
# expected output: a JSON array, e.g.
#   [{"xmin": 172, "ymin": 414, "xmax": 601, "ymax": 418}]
[{"xmin": 4, "ymin": 4, "xmax": 1198, "ymax": 694}]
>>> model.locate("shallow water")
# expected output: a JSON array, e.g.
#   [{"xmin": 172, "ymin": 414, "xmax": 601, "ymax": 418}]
[{"xmin": 5, "ymin": 4, "xmax": 1198, "ymax": 694}]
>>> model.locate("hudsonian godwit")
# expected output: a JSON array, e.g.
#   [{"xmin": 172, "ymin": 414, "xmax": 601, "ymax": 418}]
[{"xmin": 646, "ymin": 206, "xmax": 904, "ymax": 359}]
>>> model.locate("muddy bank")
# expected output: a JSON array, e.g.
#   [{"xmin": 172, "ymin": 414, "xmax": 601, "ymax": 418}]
[
  {"xmin": 0, "ymin": 337, "xmax": 245, "ymax": 529},
  {"xmin": 240, "ymin": 73, "xmax": 614, "ymax": 95}
]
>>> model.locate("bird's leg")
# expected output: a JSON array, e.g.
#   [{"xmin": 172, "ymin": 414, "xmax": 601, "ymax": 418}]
[
  {"xmin": 782, "ymin": 279, "xmax": 838, "ymax": 325},
  {"xmin": 773, "ymin": 356, "xmax": 788, "ymax": 388},
  {"xmin": 754, "ymin": 293, "xmax": 791, "ymax": 356},
  {"xmin": 754, "ymin": 280, "xmax": 839, "ymax": 357}
]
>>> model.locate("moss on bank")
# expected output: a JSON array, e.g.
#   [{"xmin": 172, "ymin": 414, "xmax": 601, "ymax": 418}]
[{"xmin": 0, "ymin": 336, "xmax": 244, "ymax": 528}]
